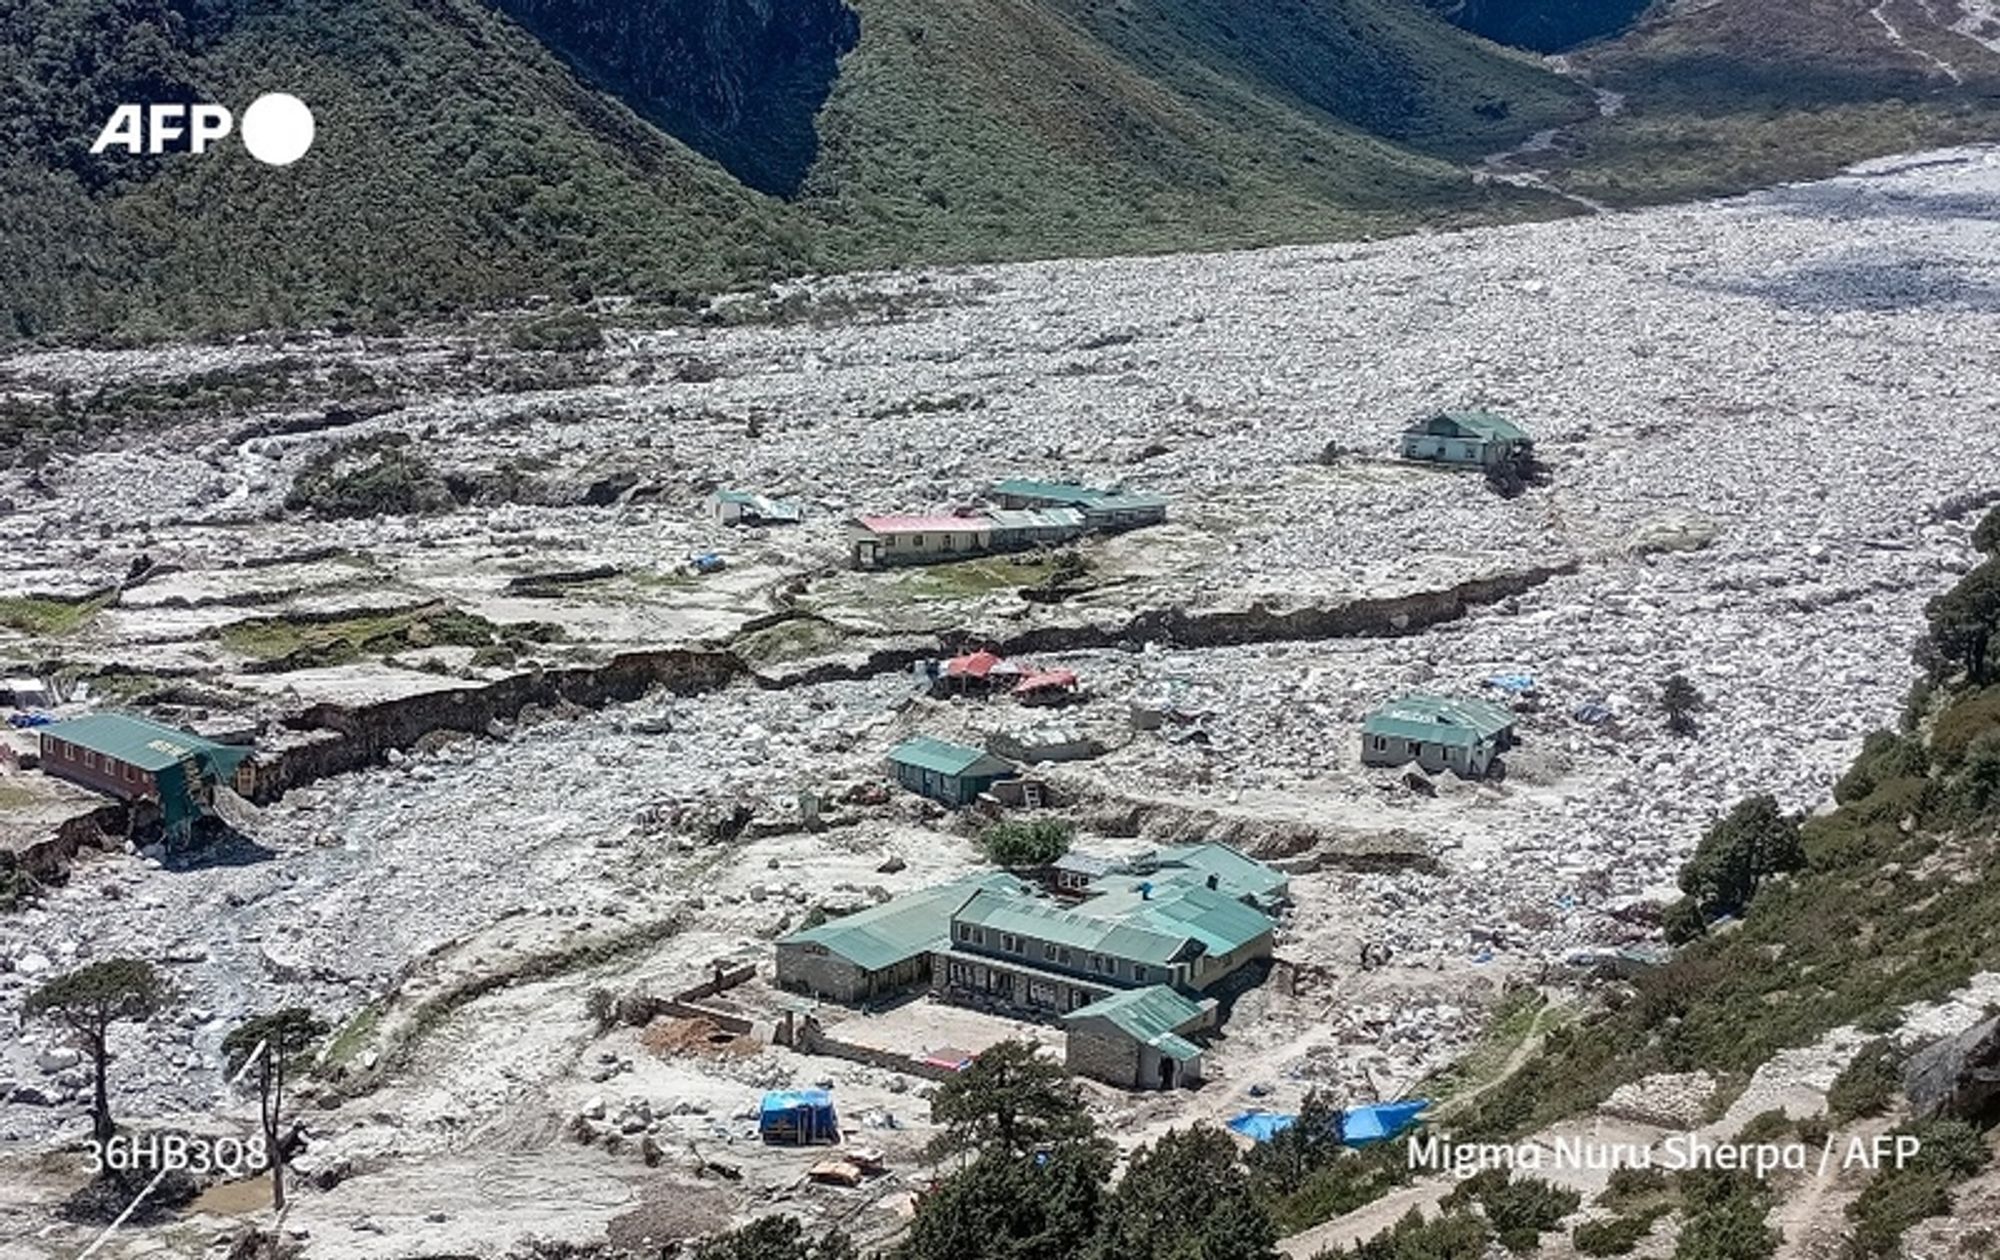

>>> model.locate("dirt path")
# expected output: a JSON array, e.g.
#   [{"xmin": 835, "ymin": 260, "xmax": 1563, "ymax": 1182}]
[{"xmin": 1871, "ymin": 0, "xmax": 1970, "ymax": 82}]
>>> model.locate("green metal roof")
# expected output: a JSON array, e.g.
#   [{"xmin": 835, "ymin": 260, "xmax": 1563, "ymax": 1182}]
[
  {"xmin": 1082, "ymin": 492, "xmax": 1169, "ymax": 512},
  {"xmin": 40, "ymin": 714, "xmax": 249, "ymax": 776},
  {"xmin": 1065, "ymin": 985, "xmax": 1206, "ymax": 1060},
  {"xmin": 1082, "ymin": 882, "xmax": 1275, "ymax": 958},
  {"xmin": 991, "ymin": 479, "xmax": 1167, "ymax": 512},
  {"xmin": 958, "ymin": 880, "xmax": 1274, "ymax": 968},
  {"xmin": 1147, "ymin": 843, "xmax": 1290, "ymax": 902},
  {"xmin": 1415, "ymin": 411, "xmax": 1530, "ymax": 443},
  {"xmin": 781, "ymin": 873, "xmax": 1027, "ymax": 972},
  {"xmin": 887, "ymin": 735, "xmax": 1015, "ymax": 779},
  {"xmin": 1363, "ymin": 694, "xmax": 1516, "ymax": 748},
  {"xmin": 955, "ymin": 889, "xmax": 1196, "ymax": 967}
]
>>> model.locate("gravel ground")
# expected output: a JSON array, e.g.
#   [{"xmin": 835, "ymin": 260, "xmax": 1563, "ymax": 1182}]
[{"xmin": 3, "ymin": 147, "xmax": 2000, "ymax": 1200}]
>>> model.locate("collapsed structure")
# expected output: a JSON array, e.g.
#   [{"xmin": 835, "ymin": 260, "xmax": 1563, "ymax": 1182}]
[
  {"xmin": 774, "ymin": 843, "xmax": 1286, "ymax": 1089},
  {"xmin": 37, "ymin": 713, "xmax": 252, "ymax": 839},
  {"xmin": 708, "ymin": 489, "xmax": 803, "ymax": 526}
]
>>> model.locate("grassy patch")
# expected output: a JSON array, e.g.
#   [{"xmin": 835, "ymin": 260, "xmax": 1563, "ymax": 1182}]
[
  {"xmin": 733, "ymin": 617, "xmax": 849, "ymax": 668},
  {"xmin": 890, "ymin": 555, "xmax": 1066, "ymax": 600},
  {"xmin": 320, "ymin": 1005, "xmax": 381, "ymax": 1069},
  {"xmin": 0, "ymin": 594, "xmax": 107, "ymax": 637},
  {"xmin": 0, "ymin": 782, "xmax": 43, "ymax": 811},
  {"xmin": 216, "ymin": 605, "xmax": 556, "ymax": 669},
  {"xmin": 1424, "ymin": 992, "xmax": 1564, "ymax": 1115}
]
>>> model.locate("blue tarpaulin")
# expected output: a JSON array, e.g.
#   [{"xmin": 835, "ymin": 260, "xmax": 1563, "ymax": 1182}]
[
  {"xmin": 1486, "ymin": 675, "xmax": 1537, "ymax": 694},
  {"xmin": 1342, "ymin": 1101, "xmax": 1429, "ymax": 1146},
  {"xmin": 1226, "ymin": 1101, "xmax": 1430, "ymax": 1147},
  {"xmin": 1226, "ymin": 1111, "xmax": 1297, "ymax": 1142},
  {"xmin": 759, "ymin": 1088, "xmax": 839, "ymax": 1144}
]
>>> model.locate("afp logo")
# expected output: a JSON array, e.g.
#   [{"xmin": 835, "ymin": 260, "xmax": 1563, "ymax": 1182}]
[{"xmin": 91, "ymin": 93, "xmax": 316, "ymax": 166}]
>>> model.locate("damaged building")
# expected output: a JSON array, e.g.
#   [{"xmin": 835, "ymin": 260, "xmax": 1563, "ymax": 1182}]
[{"xmin": 1361, "ymin": 693, "xmax": 1518, "ymax": 779}]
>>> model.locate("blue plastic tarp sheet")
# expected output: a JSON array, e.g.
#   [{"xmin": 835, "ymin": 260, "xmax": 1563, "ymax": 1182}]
[
  {"xmin": 1486, "ymin": 675, "xmax": 1537, "ymax": 694},
  {"xmin": 1342, "ymin": 1101, "xmax": 1429, "ymax": 1146},
  {"xmin": 1226, "ymin": 1111, "xmax": 1297, "ymax": 1143},
  {"xmin": 759, "ymin": 1089, "xmax": 837, "ymax": 1130},
  {"xmin": 1227, "ymin": 1101, "xmax": 1429, "ymax": 1147}
]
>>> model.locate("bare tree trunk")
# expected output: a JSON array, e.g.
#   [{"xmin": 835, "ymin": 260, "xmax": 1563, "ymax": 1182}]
[
  {"xmin": 272, "ymin": 1052, "xmax": 286, "ymax": 1211},
  {"xmin": 90, "ymin": 1027, "xmax": 113, "ymax": 1146}
]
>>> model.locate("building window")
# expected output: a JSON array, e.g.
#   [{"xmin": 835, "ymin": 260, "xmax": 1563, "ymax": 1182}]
[
  {"xmin": 1002, "ymin": 933, "xmax": 1019, "ymax": 954},
  {"xmin": 912, "ymin": 534, "xmax": 925, "ymax": 548},
  {"xmin": 1372, "ymin": 735, "xmax": 1387, "ymax": 751},
  {"xmin": 1059, "ymin": 948, "xmax": 1071, "ymax": 967},
  {"xmin": 1133, "ymin": 965, "xmax": 1148, "ymax": 984},
  {"xmin": 83, "ymin": 751, "xmax": 96, "ymax": 769},
  {"xmin": 1043, "ymin": 942, "xmax": 1057, "ymax": 961},
  {"xmin": 957, "ymin": 924, "xmax": 972, "ymax": 943}
]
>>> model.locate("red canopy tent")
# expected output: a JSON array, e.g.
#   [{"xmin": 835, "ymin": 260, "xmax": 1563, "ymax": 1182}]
[
  {"xmin": 1014, "ymin": 669, "xmax": 1078, "ymax": 695},
  {"xmin": 943, "ymin": 650, "xmax": 1006, "ymax": 680}
]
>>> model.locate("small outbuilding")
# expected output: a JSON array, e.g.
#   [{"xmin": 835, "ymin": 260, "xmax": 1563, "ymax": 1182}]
[
  {"xmin": 1064, "ymin": 985, "xmax": 1212, "ymax": 1090},
  {"xmin": 885, "ymin": 735, "xmax": 1018, "ymax": 807},
  {"xmin": 758, "ymin": 1089, "xmax": 841, "ymax": 1144},
  {"xmin": 1048, "ymin": 851, "xmax": 1123, "ymax": 897},
  {"xmin": 1399, "ymin": 411, "xmax": 1532, "ymax": 470},
  {"xmin": 1361, "ymin": 694, "xmax": 1517, "ymax": 779},
  {"xmin": 709, "ymin": 489, "xmax": 802, "ymax": 526}
]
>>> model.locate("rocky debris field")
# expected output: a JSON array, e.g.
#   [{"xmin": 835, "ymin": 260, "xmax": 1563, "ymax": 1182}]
[{"xmin": 2, "ymin": 146, "xmax": 2000, "ymax": 1252}]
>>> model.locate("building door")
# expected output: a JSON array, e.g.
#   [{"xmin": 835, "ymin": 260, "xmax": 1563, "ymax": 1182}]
[{"xmin": 1157, "ymin": 1057, "xmax": 1176, "ymax": 1090}]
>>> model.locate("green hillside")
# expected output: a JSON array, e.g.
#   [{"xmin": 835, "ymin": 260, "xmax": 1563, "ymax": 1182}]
[{"xmin": 0, "ymin": 0, "xmax": 1589, "ymax": 343}]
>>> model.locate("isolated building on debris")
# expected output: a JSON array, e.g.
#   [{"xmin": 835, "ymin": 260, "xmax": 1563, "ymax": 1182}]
[
  {"xmin": 775, "ymin": 872, "xmax": 1028, "ymax": 1003},
  {"xmin": 1399, "ymin": 411, "xmax": 1532, "ymax": 470},
  {"xmin": 885, "ymin": 735, "xmax": 1019, "ymax": 807},
  {"xmin": 708, "ymin": 489, "xmax": 803, "ymax": 526},
  {"xmin": 38, "ymin": 713, "xmax": 251, "ymax": 834},
  {"xmin": 1361, "ymin": 693, "xmax": 1517, "ymax": 778}
]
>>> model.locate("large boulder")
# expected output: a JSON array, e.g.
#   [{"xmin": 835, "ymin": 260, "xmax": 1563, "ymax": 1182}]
[{"xmin": 1905, "ymin": 1014, "xmax": 2000, "ymax": 1121}]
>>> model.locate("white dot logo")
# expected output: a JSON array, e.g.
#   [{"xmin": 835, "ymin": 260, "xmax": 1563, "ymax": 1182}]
[{"xmin": 239, "ymin": 93, "xmax": 315, "ymax": 166}]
